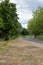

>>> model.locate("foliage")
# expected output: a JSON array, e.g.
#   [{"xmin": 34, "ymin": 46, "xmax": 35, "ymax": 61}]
[
  {"xmin": 21, "ymin": 28, "xmax": 29, "ymax": 36},
  {"xmin": 28, "ymin": 7, "xmax": 43, "ymax": 37},
  {"xmin": 0, "ymin": 0, "xmax": 22, "ymax": 40}
]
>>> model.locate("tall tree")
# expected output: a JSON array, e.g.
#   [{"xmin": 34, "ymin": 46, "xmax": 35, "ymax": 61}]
[
  {"xmin": 0, "ymin": 0, "xmax": 22, "ymax": 40},
  {"xmin": 28, "ymin": 7, "xmax": 43, "ymax": 38}
]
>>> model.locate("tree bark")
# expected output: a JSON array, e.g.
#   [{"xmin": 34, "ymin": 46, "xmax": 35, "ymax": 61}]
[{"xmin": 35, "ymin": 34, "xmax": 37, "ymax": 38}]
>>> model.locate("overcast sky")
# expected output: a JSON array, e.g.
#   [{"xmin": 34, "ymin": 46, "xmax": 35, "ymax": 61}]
[{"xmin": 10, "ymin": 0, "xmax": 43, "ymax": 28}]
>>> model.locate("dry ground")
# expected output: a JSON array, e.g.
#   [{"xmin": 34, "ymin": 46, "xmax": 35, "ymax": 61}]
[{"xmin": 0, "ymin": 38, "xmax": 43, "ymax": 65}]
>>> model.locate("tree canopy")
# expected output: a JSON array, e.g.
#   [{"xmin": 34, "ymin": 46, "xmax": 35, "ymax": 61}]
[
  {"xmin": 21, "ymin": 28, "xmax": 29, "ymax": 36},
  {"xmin": 28, "ymin": 7, "xmax": 43, "ymax": 38},
  {"xmin": 0, "ymin": 0, "xmax": 22, "ymax": 40}
]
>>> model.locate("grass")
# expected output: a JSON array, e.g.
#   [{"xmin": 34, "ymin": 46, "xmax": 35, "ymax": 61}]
[{"xmin": 0, "ymin": 38, "xmax": 43, "ymax": 65}]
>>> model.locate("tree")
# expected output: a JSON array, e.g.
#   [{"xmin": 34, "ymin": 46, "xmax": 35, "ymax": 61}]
[
  {"xmin": 0, "ymin": 18, "xmax": 4, "ymax": 38},
  {"xmin": 21, "ymin": 28, "xmax": 29, "ymax": 36},
  {"xmin": 0, "ymin": 0, "xmax": 22, "ymax": 40},
  {"xmin": 28, "ymin": 7, "xmax": 43, "ymax": 38}
]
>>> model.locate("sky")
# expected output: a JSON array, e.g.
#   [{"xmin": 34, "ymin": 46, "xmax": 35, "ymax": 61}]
[{"xmin": 10, "ymin": 0, "xmax": 43, "ymax": 28}]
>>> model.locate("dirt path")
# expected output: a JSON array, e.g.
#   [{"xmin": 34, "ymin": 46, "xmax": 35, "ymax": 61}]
[{"xmin": 0, "ymin": 38, "xmax": 43, "ymax": 65}]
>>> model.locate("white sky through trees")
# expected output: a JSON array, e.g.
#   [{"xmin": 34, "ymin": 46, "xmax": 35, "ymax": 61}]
[{"xmin": 10, "ymin": 0, "xmax": 43, "ymax": 28}]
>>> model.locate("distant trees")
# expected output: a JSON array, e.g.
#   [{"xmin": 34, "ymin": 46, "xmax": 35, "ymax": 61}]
[
  {"xmin": 28, "ymin": 7, "xmax": 43, "ymax": 38},
  {"xmin": 21, "ymin": 28, "xmax": 29, "ymax": 36},
  {"xmin": 0, "ymin": 0, "xmax": 22, "ymax": 40}
]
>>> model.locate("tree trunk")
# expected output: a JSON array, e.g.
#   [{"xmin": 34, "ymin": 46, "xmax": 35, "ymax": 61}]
[{"xmin": 35, "ymin": 34, "xmax": 37, "ymax": 38}]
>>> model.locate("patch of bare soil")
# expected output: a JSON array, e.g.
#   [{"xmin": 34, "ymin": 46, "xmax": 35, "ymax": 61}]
[{"xmin": 0, "ymin": 39, "xmax": 43, "ymax": 65}]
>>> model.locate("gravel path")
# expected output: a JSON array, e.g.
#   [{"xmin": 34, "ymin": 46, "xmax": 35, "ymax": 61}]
[{"xmin": 21, "ymin": 36, "xmax": 43, "ymax": 48}]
